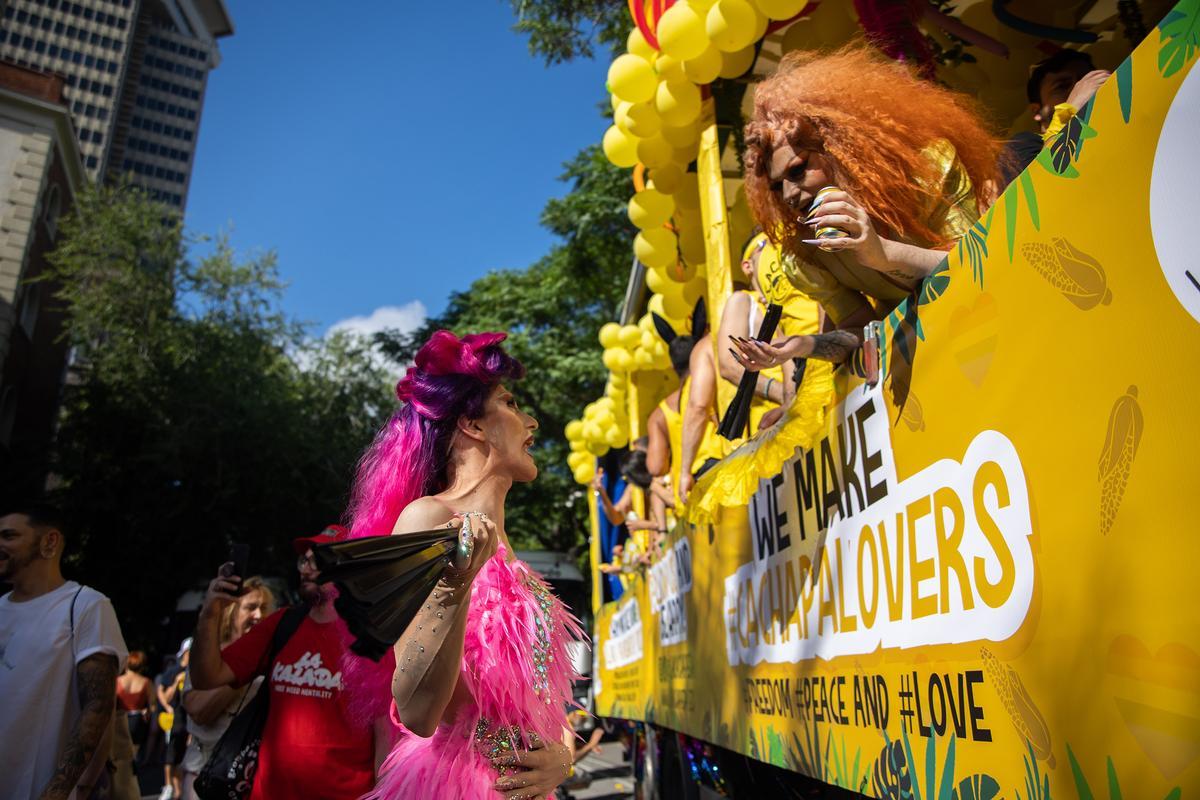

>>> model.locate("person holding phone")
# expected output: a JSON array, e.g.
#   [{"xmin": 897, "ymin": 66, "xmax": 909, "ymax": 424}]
[
  {"xmin": 178, "ymin": 574, "xmax": 275, "ymax": 799},
  {"xmin": 344, "ymin": 330, "xmax": 584, "ymax": 800},
  {"xmin": 189, "ymin": 526, "xmax": 388, "ymax": 800}
]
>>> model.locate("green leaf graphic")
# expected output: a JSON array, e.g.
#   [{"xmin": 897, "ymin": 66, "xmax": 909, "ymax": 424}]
[
  {"xmin": 1004, "ymin": 181, "xmax": 1020, "ymax": 261},
  {"xmin": 1158, "ymin": 0, "xmax": 1200, "ymax": 77},
  {"xmin": 1115, "ymin": 59, "xmax": 1133, "ymax": 122},
  {"xmin": 1019, "ymin": 171, "xmax": 1041, "ymax": 230}
]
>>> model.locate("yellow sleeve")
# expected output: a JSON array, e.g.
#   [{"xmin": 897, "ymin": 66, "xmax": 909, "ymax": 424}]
[
  {"xmin": 919, "ymin": 138, "xmax": 979, "ymax": 247},
  {"xmin": 780, "ymin": 251, "xmax": 872, "ymax": 327},
  {"xmin": 1042, "ymin": 102, "xmax": 1078, "ymax": 145}
]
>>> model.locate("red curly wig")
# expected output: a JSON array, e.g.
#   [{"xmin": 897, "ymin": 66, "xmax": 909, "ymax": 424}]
[{"xmin": 743, "ymin": 45, "xmax": 1004, "ymax": 252}]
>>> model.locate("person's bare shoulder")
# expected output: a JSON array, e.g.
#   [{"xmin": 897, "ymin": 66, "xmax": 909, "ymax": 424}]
[{"xmin": 391, "ymin": 497, "xmax": 455, "ymax": 535}]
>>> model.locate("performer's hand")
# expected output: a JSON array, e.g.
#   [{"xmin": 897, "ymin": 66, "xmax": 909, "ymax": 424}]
[
  {"xmin": 758, "ymin": 406, "xmax": 786, "ymax": 431},
  {"xmin": 1066, "ymin": 70, "xmax": 1111, "ymax": 112},
  {"xmin": 729, "ymin": 334, "xmax": 808, "ymax": 372},
  {"xmin": 492, "ymin": 740, "xmax": 573, "ymax": 799},
  {"xmin": 200, "ymin": 562, "xmax": 241, "ymax": 620},
  {"xmin": 447, "ymin": 512, "xmax": 499, "ymax": 581},
  {"xmin": 801, "ymin": 189, "xmax": 888, "ymax": 269},
  {"xmin": 678, "ymin": 472, "xmax": 694, "ymax": 503},
  {"xmin": 589, "ymin": 469, "xmax": 605, "ymax": 495}
]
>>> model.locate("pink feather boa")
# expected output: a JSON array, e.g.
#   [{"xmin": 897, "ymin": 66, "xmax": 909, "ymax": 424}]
[{"xmin": 367, "ymin": 547, "xmax": 586, "ymax": 799}]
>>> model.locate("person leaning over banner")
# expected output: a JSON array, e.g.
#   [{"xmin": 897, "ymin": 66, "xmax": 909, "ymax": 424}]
[
  {"xmin": 732, "ymin": 45, "xmax": 1003, "ymax": 373},
  {"xmin": 189, "ymin": 525, "xmax": 389, "ymax": 800},
  {"xmin": 0, "ymin": 503, "xmax": 129, "ymax": 800}
]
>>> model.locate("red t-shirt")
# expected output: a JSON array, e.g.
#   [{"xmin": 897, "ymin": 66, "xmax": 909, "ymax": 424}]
[{"xmin": 221, "ymin": 609, "xmax": 375, "ymax": 799}]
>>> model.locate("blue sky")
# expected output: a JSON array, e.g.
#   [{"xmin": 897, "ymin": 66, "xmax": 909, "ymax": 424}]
[{"xmin": 184, "ymin": 2, "xmax": 610, "ymax": 339}]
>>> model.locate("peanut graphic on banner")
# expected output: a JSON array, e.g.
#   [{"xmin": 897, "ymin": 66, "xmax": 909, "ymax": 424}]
[
  {"xmin": 1099, "ymin": 386, "xmax": 1144, "ymax": 535},
  {"xmin": 1021, "ymin": 238, "xmax": 1113, "ymax": 310},
  {"xmin": 982, "ymin": 647, "xmax": 1055, "ymax": 768}
]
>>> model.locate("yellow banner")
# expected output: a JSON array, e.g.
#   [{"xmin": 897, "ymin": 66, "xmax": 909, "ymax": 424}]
[{"xmin": 594, "ymin": 5, "xmax": 1200, "ymax": 797}]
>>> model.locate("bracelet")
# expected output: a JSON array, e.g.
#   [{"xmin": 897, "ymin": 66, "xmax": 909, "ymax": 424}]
[{"xmin": 763, "ymin": 377, "xmax": 775, "ymax": 398}]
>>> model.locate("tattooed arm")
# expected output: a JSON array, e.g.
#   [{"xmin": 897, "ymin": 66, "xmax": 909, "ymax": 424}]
[
  {"xmin": 38, "ymin": 653, "xmax": 118, "ymax": 800},
  {"xmin": 730, "ymin": 306, "xmax": 875, "ymax": 368}
]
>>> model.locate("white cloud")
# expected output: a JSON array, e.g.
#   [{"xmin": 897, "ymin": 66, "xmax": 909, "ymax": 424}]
[{"xmin": 327, "ymin": 300, "xmax": 427, "ymax": 339}]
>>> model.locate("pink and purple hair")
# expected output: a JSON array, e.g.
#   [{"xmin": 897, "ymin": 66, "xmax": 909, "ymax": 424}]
[{"xmin": 347, "ymin": 330, "xmax": 525, "ymax": 539}]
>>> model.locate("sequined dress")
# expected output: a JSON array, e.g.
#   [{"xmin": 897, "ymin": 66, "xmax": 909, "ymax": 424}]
[{"xmin": 368, "ymin": 546, "xmax": 584, "ymax": 799}]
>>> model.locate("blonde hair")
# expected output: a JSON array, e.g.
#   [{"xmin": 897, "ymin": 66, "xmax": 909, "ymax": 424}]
[{"xmin": 219, "ymin": 576, "xmax": 277, "ymax": 643}]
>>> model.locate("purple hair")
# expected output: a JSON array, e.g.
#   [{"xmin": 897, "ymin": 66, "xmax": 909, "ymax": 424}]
[{"xmin": 347, "ymin": 330, "xmax": 525, "ymax": 538}]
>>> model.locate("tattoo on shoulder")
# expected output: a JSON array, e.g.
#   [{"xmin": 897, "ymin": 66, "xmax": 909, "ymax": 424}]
[{"xmin": 809, "ymin": 330, "xmax": 862, "ymax": 363}]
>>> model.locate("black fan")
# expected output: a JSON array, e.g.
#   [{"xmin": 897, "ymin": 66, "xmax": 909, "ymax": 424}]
[
  {"xmin": 718, "ymin": 302, "xmax": 783, "ymax": 440},
  {"xmin": 313, "ymin": 529, "xmax": 457, "ymax": 661}
]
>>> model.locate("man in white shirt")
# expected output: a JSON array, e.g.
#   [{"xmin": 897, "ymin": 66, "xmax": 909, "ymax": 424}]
[{"xmin": 0, "ymin": 504, "xmax": 128, "ymax": 800}]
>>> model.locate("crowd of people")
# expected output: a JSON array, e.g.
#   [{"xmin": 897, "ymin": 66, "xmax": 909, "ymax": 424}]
[{"xmin": 0, "ymin": 44, "xmax": 1112, "ymax": 800}]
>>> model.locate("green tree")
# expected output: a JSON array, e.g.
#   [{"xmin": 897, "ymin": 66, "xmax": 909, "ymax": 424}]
[
  {"xmin": 377, "ymin": 145, "xmax": 635, "ymax": 552},
  {"xmin": 28, "ymin": 183, "xmax": 393, "ymax": 647},
  {"xmin": 509, "ymin": 0, "xmax": 630, "ymax": 63}
]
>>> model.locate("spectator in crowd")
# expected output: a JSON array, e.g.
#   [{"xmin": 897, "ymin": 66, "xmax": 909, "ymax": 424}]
[
  {"xmin": 180, "ymin": 576, "xmax": 277, "ymax": 799},
  {"xmin": 998, "ymin": 49, "xmax": 1111, "ymax": 185},
  {"xmin": 735, "ymin": 45, "xmax": 1003, "ymax": 371},
  {"xmin": 0, "ymin": 504, "xmax": 128, "ymax": 800},
  {"xmin": 116, "ymin": 650, "xmax": 155, "ymax": 763},
  {"xmin": 189, "ymin": 526, "xmax": 387, "ymax": 799},
  {"xmin": 156, "ymin": 639, "xmax": 191, "ymax": 800}
]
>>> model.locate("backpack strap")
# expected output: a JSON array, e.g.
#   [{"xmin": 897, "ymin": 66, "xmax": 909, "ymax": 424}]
[{"xmin": 266, "ymin": 605, "xmax": 308, "ymax": 667}]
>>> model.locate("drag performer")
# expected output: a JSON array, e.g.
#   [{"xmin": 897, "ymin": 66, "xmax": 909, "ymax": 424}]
[
  {"xmin": 732, "ymin": 45, "xmax": 1003, "ymax": 371},
  {"xmin": 347, "ymin": 330, "xmax": 582, "ymax": 800}
]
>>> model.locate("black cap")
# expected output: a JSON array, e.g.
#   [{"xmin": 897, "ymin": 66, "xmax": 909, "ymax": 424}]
[{"xmin": 1026, "ymin": 49, "xmax": 1095, "ymax": 104}]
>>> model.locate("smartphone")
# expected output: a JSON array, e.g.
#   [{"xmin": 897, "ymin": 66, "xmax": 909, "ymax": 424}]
[{"xmin": 228, "ymin": 542, "xmax": 250, "ymax": 596}]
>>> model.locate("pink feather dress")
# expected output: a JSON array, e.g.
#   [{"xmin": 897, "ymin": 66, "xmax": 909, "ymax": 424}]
[{"xmin": 368, "ymin": 546, "xmax": 585, "ymax": 799}]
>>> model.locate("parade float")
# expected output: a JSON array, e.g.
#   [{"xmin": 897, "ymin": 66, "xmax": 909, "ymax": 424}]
[{"xmin": 567, "ymin": 0, "xmax": 1200, "ymax": 797}]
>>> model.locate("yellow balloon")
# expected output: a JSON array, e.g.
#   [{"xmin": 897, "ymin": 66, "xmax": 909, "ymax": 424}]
[
  {"xmin": 574, "ymin": 460, "xmax": 597, "ymax": 483},
  {"xmin": 634, "ymin": 348, "xmax": 655, "ymax": 369},
  {"xmin": 612, "ymin": 348, "xmax": 634, "ymax": 372},
  {"xmin": 666, "ymin": 258, "xmax": 699, "ymax": 283},
  {"xmin": 752, "ymin": 4, "xmax": 769, "ymax": 39},
  {"xmin": 648, "ymin": 163, "xmax": 684, "ymax": 194},
  {"xmin": 647, "ymin": 293, "xmax": 668, "ymax": 318},
  {"xmin": 565, "ymin": 420, "xmax": 584, "ymax": 441},
  {"xmin": 608, "ymin": 54, "xmax": 657, "ymax": 104},
  {"xmin": 673, "ymin": 144, "xmax": 698, "ymax": 166},
  {"xmin": 620, "ymin": 101, "xmax": 661, "ymax": 138},
  {"xmin": 627, "ymin": 27, "xmax": 655, "ymax": 60},
  {"xmin": 653, "ymin": 53, "xmax": 686, "ymax": 82},
  {"xmin": 568, "ymin": 451, "xmax": 589, "ymax": 471},
  {"xmin": 636, "ymin": 135, "xmax": 674, "ymax": 169},
  {"xmin": 641, "ymin": 329, "xmax": 658, "ymax": 350},
  {"xmin": 755, "ymin": 0, "xmax": 808, "ymax": 19},
  {"xmin": 599, "ymin": 321, "xmax": 622, "ymax": 348},
  {"xmin": 687, "ymin": 0, "xmax": 717, "ymax": 8},
  {"xmin": 672, "ymin": 176, "xmax": 701, "ymax": 211},
  {"xmin": 569, "ymin": 436, "xmax": 588, "ymax": 453},
  {"xmin": 660, "ymin": 123, "xmax": 699, "ymax": 149},
  {"xmin": 678, "ymin": 223, "xmax": 707, "ymax": 265},
  {"xmin": 628, "ymin": 189, "xmax": 675, "ymax": 230},
  {"xmin": 657, "ymin": 2, "xmax": 708, "ymax": 61},
  {"xmin": 638, "ymin": 313, "xmax": 656, "ymax": 332},
  {"xmin": 663, "ymin": 290, "xmax": 692, "ymax": 319},
  {"xmin": 682, "ymin": 45, "xmax": 723, "ymax": 84},
  {"xmin": 601, "ymin": 348, "xmax": 622, "ymax": 372},
  {"xmin": 602, "ymin": 125, "xmax": 639, "ymax": 168},
  {"xmin": 585, "ymin": 439, "xmax": 608, "ymax": 457},
  {"xmin": 707, "ymin": 0, "xmax": 759, "ymax": 52},
  {"xmin": 645, "ymin": 267, "xmax": 668, "ymax": 295},
  {"xmin": 634, "ymin": 228, "xmax": 678, "ymax": 269},
  {"xmin": 655, "ymin": 79, "xmax": 702, "ymax": 128},
  {"xmin": 606, "ymin": 426, "xmax": 629, "ymax": 447},
  {"xmin": 594, "ymin": 410, "xmax": 615, "ymax": 430},
  {"xmin": 619, "ymin": 325, "xmax": 642, "ymax": 349},
  {"xmin": 718, "ymin": 43, "xmax": 757, "ymax": 78},
  {"xmin": 611, "ymin": 369, "xmax": 629, "ymax": 388},
  {"xmin": 682, "ymin": 278, "xmax": 705, "ymax": 304},
  {"xmin": 583, "ymin": 420, "xmax": 603, "ymax": 441}
]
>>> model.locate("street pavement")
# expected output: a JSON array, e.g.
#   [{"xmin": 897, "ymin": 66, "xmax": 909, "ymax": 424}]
[{"xmin": 562, "ymin": 741, "xmax": 636, "ymax": 800}]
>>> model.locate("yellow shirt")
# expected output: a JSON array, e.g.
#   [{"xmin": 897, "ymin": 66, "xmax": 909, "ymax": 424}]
[
  {"xmin": 660, "ymin": 376, "xmax": 723, "ymax": 505},
  {"xmin": 780, "ymin": 138, "xmax": 979, "ymax": 325}
]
